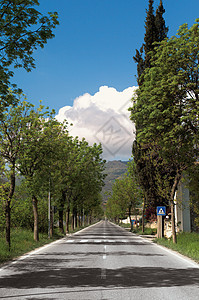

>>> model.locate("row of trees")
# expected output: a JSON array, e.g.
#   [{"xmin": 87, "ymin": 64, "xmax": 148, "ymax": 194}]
[
  {"xmin": 106, "ymin": 161, "xmax": 143, "ymax": 229},
  {"xmin": 0, "ymin": 99, "xmax": 106, "ymax": 249},
  {"xmin": 130, "ymin": 0, "xmax": 199, "ymax": 242},
  {"xmin": 0, "ymin": 0, "xmax": 58, "ymax": 249},
  {"xmin": 0, "ymin": 1, "xmax": 106, "ymax": 249}
]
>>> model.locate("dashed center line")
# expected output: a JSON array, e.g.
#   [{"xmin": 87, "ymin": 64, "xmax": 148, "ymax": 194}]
[{"xmin": 65, "ymin": 238, "xmax": 139, "ymax": 244}]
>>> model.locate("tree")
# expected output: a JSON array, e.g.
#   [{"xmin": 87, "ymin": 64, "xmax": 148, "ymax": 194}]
[
  {"xmin": 0, "ymin": 99, "xmax": 35, "ymax": 248},
  {"xmin": 106, "ymin": 161, "xmax": 142, "ymax": 226},
  {"xmin": 133, "ymin": 0, "xmax": 168, "ymax": 84},
  {"xmin": 0, "ymin": 0, "xmax": 59, "ymax": 110},
  {"xmin": 144, "ymin": 0, "xmax": 157, "ymax": 69},
  {"xmin": 52, "ymin": 135, "xmax": 106, "ymax": 233},
  {"xmin": 155, "ymin": 0, "xmax": 168, "ymax": 43},
  {"xmin": 132, "ymin": 0, "xmax": 168, "ymax": 223},
  {"xmin": 17, "ymin": 105, "xmax": 65, "ymax": 241},
  {"xmin": 130, "ymin": 20, "xmax": 199, "ymax": 243}
]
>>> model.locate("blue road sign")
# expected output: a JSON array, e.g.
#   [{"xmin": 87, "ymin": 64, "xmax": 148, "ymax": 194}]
[{"xmin": 157, "ymin": 206, "xmax": 166, "ymax": 216}]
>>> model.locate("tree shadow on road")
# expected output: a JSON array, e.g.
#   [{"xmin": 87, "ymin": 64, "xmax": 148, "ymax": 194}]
[{"xmin": 0, "ymin": 266, "xmax": 198, "ymax": 290}]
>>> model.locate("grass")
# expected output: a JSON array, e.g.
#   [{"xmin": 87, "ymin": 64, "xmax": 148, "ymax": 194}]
[
  {"xmin": 132, "ymin": 227, "xmax": 157, "ymax": 235},
  {"xmin": 119, "ymin": 223, "xmax": 157, "ymax": 235},
  {"xmin": 0, "ymin": 223, "xmax": 95, "ymax": 265},
  {"xmin": 154, "ymin": 232, "xmax": 199, "ymax": 263},
  {"xmin": 119, "ymin": 223, "xmax": 131, "ymax": 228},
  {"xmin": 0, "ymin": 227, "xmax": 65, "ymax": 265}
]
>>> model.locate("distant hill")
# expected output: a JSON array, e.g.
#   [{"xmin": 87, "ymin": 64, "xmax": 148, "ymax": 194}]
[{"xmin": 102, "ymin": 160, "xmax": 129, "ymax": 203}]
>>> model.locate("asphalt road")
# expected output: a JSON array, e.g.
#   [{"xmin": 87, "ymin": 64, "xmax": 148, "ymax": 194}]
[{"xmin": 0, "ymin": 220, "xmax": 199, "ymax": 300}]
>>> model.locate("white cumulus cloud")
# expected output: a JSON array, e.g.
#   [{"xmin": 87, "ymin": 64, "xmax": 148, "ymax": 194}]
[{"xmin": 56, "ymin": 86, "xmax": 137, "ymax": 161}]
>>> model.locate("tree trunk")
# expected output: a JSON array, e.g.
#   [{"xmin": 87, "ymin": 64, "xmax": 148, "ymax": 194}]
[
  {"xmin": 170, "ymin": 171, "xmax": 182, "ymax": 244},
  {"xmin": 66, "ymin": 207, "xmax": 70, "ymax": 234},
  {"xmin": 129, "ymin": 206, "xmax": 133, "ymax": 231},
  {"xmin": 32, "ymin": 195, "xmax": 39, "ymax": 241},
  {"xmin": 135, "ymin": 212, "xmax": 138, "ymax": 229},
  {"xmin": 142, "ymin": 199, "xmax": 145, "ymax": 233},
  {"xmin": 5, "ymin": 164, "xmax": 16, "ymax": 250},
  {"xmin": 50, "ymin": 205, "xmax": 53, "ymax": 238},
  {"xmin": 71, "ymin": 213, "xmax": 74, "ymax": 231},
  {"xmin": 171, "ymin": 200, "xmax": 177, "ymax": 244},
  {"xmin": 75, "ymin": 211, "xmax": 77, "ymax": 228},
  {"xmin": 82, "ymin": 209, "xmax": 85, "ymax": 227},
  {"xmin": 5, "ymin": 200, "xmax": 11, "ymax": 251},
  {"xmin": 59, "ymin": 210, "xmax": 64, "ymax": 233},
  {"xmin": 77, "ymin": 214, "xmax": 81, "ymax": 227}
]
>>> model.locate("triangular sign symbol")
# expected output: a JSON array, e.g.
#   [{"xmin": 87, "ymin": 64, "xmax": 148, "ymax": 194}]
[{"xmin": 159, "ymin": 208, "xmax": 164, "ymax": 214}]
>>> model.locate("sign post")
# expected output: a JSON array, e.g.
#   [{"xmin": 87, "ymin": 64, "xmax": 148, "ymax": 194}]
[{"xmin": 157, "ymin": 206, "xmax": 166, "ymax": 238}]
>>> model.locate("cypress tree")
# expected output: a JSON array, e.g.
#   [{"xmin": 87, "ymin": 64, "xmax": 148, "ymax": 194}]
[
  {"xmin": 132, "ymin": 0, "xmax": 169, "ymax": 222},
  {"xmin": 133, "ymin": 0, "xmax": 168, "ymax": 83},
  {"xmin": 155, "ymin": 0, "xmax": 168, "ymax": 42},
  {"xmin": 133, "ymin": 46, "xmax": 144, "ymax": 85},
  {"xmin": 144, "ymin": 0, "xmax": 157, "ymax": 69}
]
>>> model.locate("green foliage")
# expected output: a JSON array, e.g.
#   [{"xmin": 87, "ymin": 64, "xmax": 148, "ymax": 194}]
[
  {"xmin": 144, "ymin": 0, "xmax": 157, "ymax": 68},
  {"xmin": 0, "ymin": 228, "xmax": 63, "ymax": 264},
  {"xmin": 0, "ymin": 97, "xmax": 106, "ymax": 245},
  {"xmin": 132, "ymin": 227, "xmax": 157, "ymax": 235},
  {"xmin": 0, "ymin": 0, "xmax": 59, "ymax": 109},
  {"xmin": 101, "ymin": 160, "xmax": 128, "ymax": 203},
  {"xmin": 131, "ymin": 20, "xmax": 199, "ymax": 205},
  {"xmin": 132, "ymin": 0, "xmax": 169, "ymax": 218},
  {"xmin": 155, "ymin": 232, "xmax": 199, "ymax": 263},
  {"xmin": 133, "ymin": 0, "xmax": 168, "ymax": 83},
  {"xmin": 106, "ymin": 161, "xmax": 143, "ymax": 220}
]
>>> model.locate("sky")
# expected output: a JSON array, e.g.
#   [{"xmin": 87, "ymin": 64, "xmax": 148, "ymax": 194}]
[{"xmin": 12, "ymin": 0, "xmax": 199, "ymax": 161}]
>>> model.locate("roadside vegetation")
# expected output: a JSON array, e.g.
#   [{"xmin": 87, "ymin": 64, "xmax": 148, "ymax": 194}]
[
  {"xmin": 0, "ymin": 228, "xmax": 63, "ymax": 264},
  {"xmin": 129, "ymin": 0, "xmax": 199, "ymax": 244},
  {"xmin": 155, "ymin": 232, "xmax": 199, "ymax": 263},
  {"xmin": 0, "ymin": 1, "xmax": 106, "ymax": 255},
  {"xmin": 132, "ymin": 227, "xmax": 157, "ymax": 236},
  {"xmin": 0, "ymin": 222, "xmax": 95, "ymax": 265}
]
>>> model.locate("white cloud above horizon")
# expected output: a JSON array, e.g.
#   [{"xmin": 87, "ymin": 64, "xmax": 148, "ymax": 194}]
[{"xmin": 56, "ymin": 86, "xmax": 137, "ymax": 161}]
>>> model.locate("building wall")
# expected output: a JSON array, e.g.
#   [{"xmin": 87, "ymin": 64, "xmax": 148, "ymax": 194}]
[{"xmin": 175, "ymin": 177, "xmax": 191, "ymax": 232}]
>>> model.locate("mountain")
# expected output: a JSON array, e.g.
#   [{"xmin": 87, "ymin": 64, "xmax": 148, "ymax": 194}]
[{"xmin": 102, "ymin": 160, "xmax": 129, "ymax": 203}]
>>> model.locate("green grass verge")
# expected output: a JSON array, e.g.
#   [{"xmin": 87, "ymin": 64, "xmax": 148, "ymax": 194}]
[
  {"xmin": 0, "ymin": 224, "xmax": 95, "ymax": 265},
  {"xmin": 154, "ymin": 232, "xmax": 199, "ymax": 263},
  {"xmin": 132, "ymin": 227, "xmax": 157, "ymax": 235},
  {"xmin": 0, "ymin": 228, "xmax": 65, "ymax": 265},
  {"xmin": 119, "ymin": 223, "xmax": 131, "ymax": 229}
]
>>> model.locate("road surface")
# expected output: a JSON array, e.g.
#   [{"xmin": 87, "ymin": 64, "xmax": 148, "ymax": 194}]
[{"xmin": 0, "ymin": 220, "xmax": 199, "ymax": 299}]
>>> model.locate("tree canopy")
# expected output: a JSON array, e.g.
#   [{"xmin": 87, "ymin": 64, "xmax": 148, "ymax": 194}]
[
  {"xmin": 0, "ymin": 0, "xmax": 59, "ymax": 110},
  {"xmin": 130, "ymin": 19, "xmax": 199, "ymax": 242}
]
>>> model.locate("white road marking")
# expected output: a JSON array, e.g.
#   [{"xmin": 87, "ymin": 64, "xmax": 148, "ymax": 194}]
[{"xmin": 66, "ymin": 240, "xmax": 74, "ymax": 243}]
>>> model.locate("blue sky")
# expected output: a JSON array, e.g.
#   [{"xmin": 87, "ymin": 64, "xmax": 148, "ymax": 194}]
[
  {"xmin": 12, "ymin": 0, "xmax": 199, "ymax": 113},
  {"xmin": 11, "ymin": 0, "xmax": 199, "ymax": 160}
]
